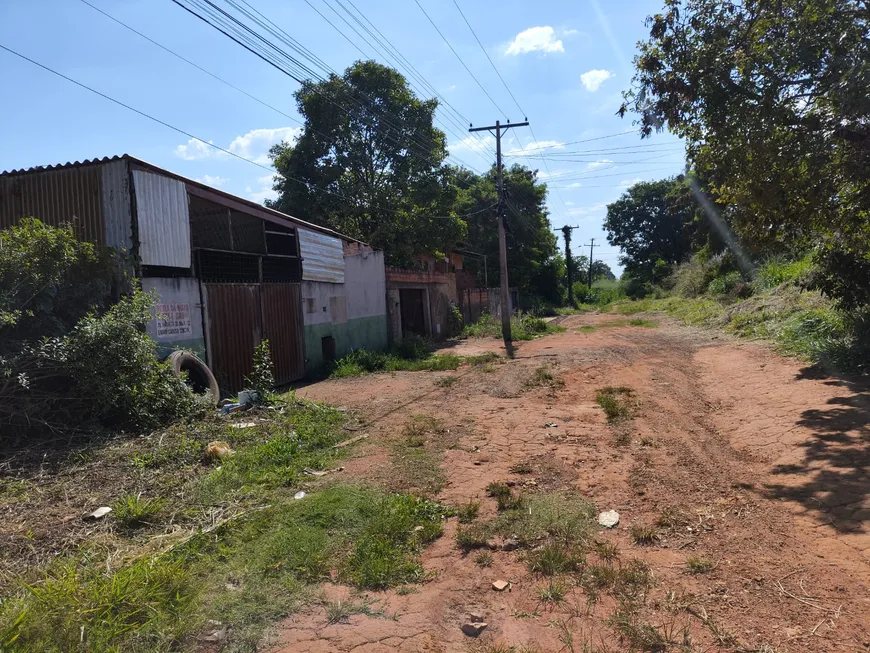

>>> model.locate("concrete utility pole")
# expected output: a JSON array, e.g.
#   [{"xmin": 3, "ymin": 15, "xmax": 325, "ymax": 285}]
[
  {"xmin": 561, "ymin": 225, "xmax": 578, "ymax": 305},
  {"xmin": 469, "ymin": 119, "xmax": 529, "ymax": 356},
  {"xmin": 584, "ymin": 238, "xmax": 596, "ymax": 288}
]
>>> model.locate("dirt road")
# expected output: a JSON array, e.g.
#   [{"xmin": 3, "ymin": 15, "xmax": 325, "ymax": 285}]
[{"xmin": 281, "ymin": 314, "xmax": 870, "ymax": 652}]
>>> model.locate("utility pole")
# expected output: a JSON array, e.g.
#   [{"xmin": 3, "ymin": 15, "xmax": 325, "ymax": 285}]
[
  {"xmin": 561, "ymin": 225, "xmax": 578, "ymax": 305},
  {"xmin": 584, "ymin": 238, "xmax": 596, "ymax": 288},
  {"xmin": 469, "ymin": 119, "xmax": 529, "ymax": 356}
]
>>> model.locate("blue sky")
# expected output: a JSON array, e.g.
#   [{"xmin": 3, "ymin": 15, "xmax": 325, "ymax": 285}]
[{"xmin": 0, "ymin": 0, "xmax": 685, "ymax": 273}]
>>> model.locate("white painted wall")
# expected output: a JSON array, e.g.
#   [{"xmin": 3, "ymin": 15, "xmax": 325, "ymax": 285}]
[
  {"xmin": 142, "ymin": 277, "xmax": 204, "ymax": 348},
  {"xmin": 301, "ymin": 250, "xmax": 386, "ymax": 326}
]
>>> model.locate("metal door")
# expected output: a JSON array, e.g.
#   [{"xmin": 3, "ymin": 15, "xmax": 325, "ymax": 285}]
[
  {"xmin": 204, "ymin": 284, "xmax": 262, "ymax": 395},
  {"xmin": 262, "ymin": 283, "xmax": 305, "ymax": 384},
  {"xmin": 399, "ymin": 289, "xmax": 426, "ymax": 336}
]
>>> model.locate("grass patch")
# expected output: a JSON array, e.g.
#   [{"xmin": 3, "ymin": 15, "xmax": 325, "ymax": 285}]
[
  {"xmin": 595, "ymin": 386, "xmax": 635, "ymax": 423},
  {"xmin": 628, "ymin": 318, "xmax": 657, "ymax": 327},
  {"xmin": 457, "ymin": 501, "xmax": 480, "ymax": 524},
  {"xmin": 526, "ymin": 542, "xmax": 584, "ymax": 575},
  {"xmin": 487, "ymin": 490, "xmax": 596, "ymax": 548},
  {"xmin": 434, "ymin": 375, "xmax": 458, "ymax": 388},
  {"xmin": 462, "ymin": 314, "xmax": 565, "ymax": 341},
  {"xmin": 112, "ymin": 493, "xmax": 165, "ymax": 528},
  {"xmin": 686, "ymin": 557, "xmax": 714, "ymax": 574},
  {"xmin": 387, "ymin": 414, "xmax": 457, "ymax": 497},
  {"xmin": 594, "ymin": 540, "xmax": 620, "ymax": 564},
  {"xmin": 509, "ymin": 461, "xmax": 533, "ymax": 474},
  {"xmin": 578, "ymin": 325, "xmax": 597, "ymax": 333},
  {"xmin": 323, "ymin": 596, "xmax": 385, "ymax": 625},
  {"xmin": 656, "ymin": 507, "xmax": 686, "ymax": 530},
  {"xmin": 456, "ymin": 524, "xmax": 489, "ymax": 552},
  {"xmin": 524, "ymin": 365, "xmax": 565, "ymax": 390},
  {"xmin": 474, "ymin": 550, "xmax": 493, "ymax": 567},
  {"xmin": 486, "ymin": 481, "xmax": 523, "ymax": 511},
  {"xmin": 537, "ymin": 579, "xmax": 568, "ymax": 603},
  {"xmin": 628, "ymin": 524, "xmax": 659, "ymax": 546}
]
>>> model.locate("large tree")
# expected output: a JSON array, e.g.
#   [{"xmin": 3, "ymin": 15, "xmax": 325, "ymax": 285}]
[
  {"xmin": 267, "ymin": 61, "xmax": 465, "ymax": 265},
  {"xmin": 604, "ymin": 177, "xmax": 698, "ymax": 283},
  {"xmin": 621, "ymin": 0, "xmax": 870, "ymax": 307},
  {"xmin": 453, "ymin": 164, "xmax": 564, "ymax": 306}
]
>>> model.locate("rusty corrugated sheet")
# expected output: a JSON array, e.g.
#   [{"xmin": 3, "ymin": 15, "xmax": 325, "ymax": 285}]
[
  {"xmin": 299, "ymin": 228, "xmax": 345, "ymax": 283},
  {"xmin": 133, "ymin": 170, "xmax": 191, "ymax": 268},
  {"xmin": 204, "ymin": 284, "xmax": 262, "ymax": 394},
  {"xmin": 100, "ymin": 158, "xmax": 133, "ymax": 252},
  {"xmin": 0, "ymin": 162, "xmax": 105, "ymax": 243},
  {"xmin": 263, "ymin": 283, "xmax": 305, "ymax": 384}
]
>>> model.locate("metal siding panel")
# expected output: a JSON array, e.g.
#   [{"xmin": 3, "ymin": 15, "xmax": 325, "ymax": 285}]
[
  {"xmin": 263, "ymin": 283, "xmax": 306, "ymax": 384},
  {"xmin": 101, "ymin": 159, "xmax": 133, "ymax": 252},
  {"xmin": 204, "ymin": 284, "xmax": 261, "ymax": 394},
  {"xmin": 298, "ymin": 228, "xmax": 345, "ymax": 283},
  {"xmin": 0, "ymin": 164, "xmax": 104, "ymax": 243},
  {"xmin": 133, "ymin": 170, "xmax": 191, "ymax": 268}
]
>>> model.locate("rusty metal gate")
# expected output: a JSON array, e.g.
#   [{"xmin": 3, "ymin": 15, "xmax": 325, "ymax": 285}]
[{"xmin": 204, "ymin": 282, "xmax": 304, "ymax": 394}]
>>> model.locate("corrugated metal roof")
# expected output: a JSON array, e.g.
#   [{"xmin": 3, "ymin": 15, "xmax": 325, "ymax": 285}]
[
  {"xmin": 133, "ymin": 170, "xmax": 191, "ymax": 268},
  {"xmin": 1, "ymin": 154, "xmax": 368, "ymax": 247},
  {"xmin": 299, "ymin": 228, "xmax": 345, "ymax": 283}
]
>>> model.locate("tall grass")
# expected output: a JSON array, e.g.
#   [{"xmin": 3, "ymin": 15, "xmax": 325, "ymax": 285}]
[{"xmin": 462, "ymin": 313, "xmax": 564, "ymax": 341}]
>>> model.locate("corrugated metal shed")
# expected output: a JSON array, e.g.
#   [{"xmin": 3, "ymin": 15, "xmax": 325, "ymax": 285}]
[
  {"xmin": 299, "ymin": 228, "xmax": 345, "ymax": 283},
  {"xmin": 0, "ymin": 161, "xmax": 105, "ymax": 243},
  {"xmin": 100, "ymin": 158, "xmax": 133, "ymax": 252},
  {"xmin": 133, "ymin": 170, "xmax": 191, "ymax": 268}
]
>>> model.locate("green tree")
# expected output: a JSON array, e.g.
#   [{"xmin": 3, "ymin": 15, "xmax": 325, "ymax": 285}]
[
  {"xmin": 603, "ymin": 178, "xmax": 697, "ymax": 284},
  {"xmin": 590, "ymin": 260, "xmax": 616, "ymax": 282},
  {"xmin": 453, "ymin": 164, "xmax": 564, "ymax": 306},
  {"xmin": 621, "ymin": 0, "xmax": 870, "ymax": 307},
  {"xmin": 267, "ymin": 61, "xmax": 465, "ymax": 265}
]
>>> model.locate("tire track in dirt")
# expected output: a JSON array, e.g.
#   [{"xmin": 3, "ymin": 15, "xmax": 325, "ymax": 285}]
[{"xmin": 278, "ymin": 315, "xmax": 870, "ymax": 652}]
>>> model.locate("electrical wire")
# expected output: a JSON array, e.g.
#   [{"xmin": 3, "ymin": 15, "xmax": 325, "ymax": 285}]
[{"xmin": 0, "ymin": 42, "xmax": 489, "ymax": 223}]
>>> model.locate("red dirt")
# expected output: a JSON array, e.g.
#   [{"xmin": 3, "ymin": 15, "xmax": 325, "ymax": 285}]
[{"xmin": 275, "ymin": 314, "xmax": 870, "ymax": 652}]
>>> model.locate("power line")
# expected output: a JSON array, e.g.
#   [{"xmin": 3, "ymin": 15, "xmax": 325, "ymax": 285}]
[
  {"xmin": 0, "ymin": 42, "xmax": 489, "ymax": 223},
  {"xmin": 413, "ymin": 0, "xmax": 507, "ymax": 118}
]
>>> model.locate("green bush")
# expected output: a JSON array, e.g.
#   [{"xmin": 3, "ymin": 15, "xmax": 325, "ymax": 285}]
[
  {"xmin": 245, "ymin": 339, "xmax": 276, "ymax": 404},
  {"xmin": 753, "ymin": 255, "xmax": 814, "ymax": 291},
  {"xmin": 706, "ymin": 270, "xmax": 743, "ymax": 295},
  {"xmin": 0, "ymin": 218, "xmax": 118, "ymax": 352}
]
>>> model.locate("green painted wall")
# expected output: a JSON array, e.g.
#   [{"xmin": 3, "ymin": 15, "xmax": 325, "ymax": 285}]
[{"xmin": 304, "ymin": 314, "xmax": 388, "ymax": 372}]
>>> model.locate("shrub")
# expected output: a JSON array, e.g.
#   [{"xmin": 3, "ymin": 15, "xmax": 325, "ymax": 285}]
[
  {"xmin": 245, "ymin": 339, "xmax": 275, "ymax": 404},
  {"xmin": 447, "ymin": 304, "xmax": 464, "ymax": 337},
  {"xmin": 595, "ymin": 387, "xmax": 634, "ymax": 422},
  {"xmin": 707, "ymin": 271, "xmax": 743, "ymax": 295}
]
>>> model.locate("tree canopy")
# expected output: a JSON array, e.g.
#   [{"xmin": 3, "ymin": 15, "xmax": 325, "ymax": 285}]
[
  {"xmin": 604, "ymin": 177, "xmax": 698, "ymax": 283},
  {"xmin": 267, "ymin": 61, "xmax": 465, "ymax": 265},
  {"xmin": 621, "ymin": 0, "xmax": 870, "ymax": 307}
]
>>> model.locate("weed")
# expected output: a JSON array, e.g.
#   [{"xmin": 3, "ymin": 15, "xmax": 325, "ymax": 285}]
[
  {"xmin": 456, "ymin": 524, "xmax": 489, "ymax": 552},
  {"xmin": 537, "ymin": 579, "xmax": 568, "ymax": 604},
  {"xmin": 395, "ymin": 585, "xmax": 419, "ymax": 596},
  {"xmin": 608, "ymin": 607, "xmax": 667, "ymax": 653},
  {"xmin": 614, "ymin": 559, "xmax": 654, "ymax": 600},
  {"xmin": 585, "ymin": 564, "xmax": 618, "ymax": 590},
  {"xmin": 628, "ymin": 525, "xmax": 659, "ymax": 546},
  {"xmin": 324, "ymin": 597, "xmax": 384, "ymax": 625},
  {"xmin": 466, "ymin": 352, "xmax": 500, "ymax": 366},
  {"xmin": 111, "ymin": 493, "xmax": 165, "ymax": 527},
  {"xmin": 474, "ymin": 550, "xmax": 494, "ymax": 567},
  {"xmin": 509, "ymin": 461, "xmax": 533, "ymax": 474},
  {"xmin": 595, "ymin": 387, "xmax": 634, "ymax": 423},
  {"xmin": 434, "ymin": 375, "xmax": 458, "ymax": 388},
  {"xmin": 389, "ymin": 415, "xmax": 453, "ymax": 497},
  {"xmin": 578, "ymin": 325, "xmax": 597, "ymax": 333},
  {"xmin": 627, "ymin": 318, "xmax": 657, "ymax": 327},
  {"xmin": 480, "ymin": 363, "xmax": 496, "ymax": 373},
  {"xmin": 656, "ymin": 507, "xmax": 686, "ymax": 530},
  {"xmin": 488, "ymin": 491, "xmax": 596, "ymax": 548},
  {"xmin": 524, "ymin": 365, "xmax": 565, "ymax": 390},
  {"xmin": 463, "ymin": 314, "xmax": 564, "ymax": 341},
  {"xmin": 686, "ymin": 557, "xmax": 714, "ymax": 574},
  {"xmin": 486, "ymin": 481, "xmax": 512, "ymax": 500},
  {"xmin": 526, "ymin": 542, "xmax": 584, "ymax": 575},
  {"xmin": 457, "ymin": 501, "xmax": 480, "ymax": 524},
  {"xmin": 593, "ymin": 540, "xmax": 619, "ymax": 564},
  {"xmin": 637, "ymin": 436, "xmax": 655, "ymax": 447},
  {"xmin": 496, "ymin": 492, "xmax": 524, "ymax": 512}
]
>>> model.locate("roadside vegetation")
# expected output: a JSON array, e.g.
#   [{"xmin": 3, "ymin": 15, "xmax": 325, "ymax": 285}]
[
  {"xmin": 462, "ymin": 313, "xmax": 565, "ymax": 341},
  {"xmin": 330, "ymin": 335, "xmax": 499, "ymax": 378}
]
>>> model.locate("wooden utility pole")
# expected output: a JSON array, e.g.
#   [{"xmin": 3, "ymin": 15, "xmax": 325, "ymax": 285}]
[
  {"xmin": 469, "ymin": 119, "xmax": 529, "ymax": 356},
  {"xmin": 584, "ymin": 238, "xmax": 596, "ymax": 288},
  {"xmin": 561, "ymin": 225, "xmax": 578, "ymax": 305}
]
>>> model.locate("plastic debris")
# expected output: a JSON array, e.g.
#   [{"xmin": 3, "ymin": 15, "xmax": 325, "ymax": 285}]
[
  {"xmin": 598, "ymin": 510, "xmax": 620, "ymax": 528},
  {"xmin": 294, "ymin": 491, "xmax": 306, "ymax": 500},
  {"xmin": 85, "ymin": 506, "xmax": 112, "ymax": 520}
]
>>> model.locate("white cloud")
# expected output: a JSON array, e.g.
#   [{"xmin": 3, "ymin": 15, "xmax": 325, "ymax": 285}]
[
  {"xmin": 195, "ymin": 174, "xmax": 230, "ymax": 188},
  {"xmin": 618, "ymin": 178, "xmax": 643, "ymax": 188},
  {"xmin": 563, "ymin": 28, "xmax": 579, "ymax": 36},
  {"xmin": 564, "ymin": 182, "xmax": 583, "ymax": 189},
  {"xmin": 506, "ymin": 140, "xmax": 564, "ymax": 156},
  {"xmin": 246, "ymin": 174, "xmax": 279, "ymax": 205},
  {"xmin": 580, "ymin": 69, "xmax": 614, "ymax": 92},
  {"xmin": 586, "ymin": 159, "xmax": 613, "ymax": 171},
  {"xmin": 174, "ymin": 126, "xmax": 300, "ymax": 164},
  {"xmin": 566, "ymin": 202, "xmax": 608, "ymax": 218},
  {"xmin": 175, "ymin": 139, "xmax": 222, "ymax": 161},
  {"xmin": 229, "ymin": 127, "xmax": 301, "ymax": 165},
  {"xmin": 505, "ymin": 26, "xmax": 564, "ymax": 56}
]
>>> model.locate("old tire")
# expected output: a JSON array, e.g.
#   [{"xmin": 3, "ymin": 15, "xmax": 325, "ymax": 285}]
[{"xmin": 167, "ymin": 351, "xmax": 219, "ymax": 402}]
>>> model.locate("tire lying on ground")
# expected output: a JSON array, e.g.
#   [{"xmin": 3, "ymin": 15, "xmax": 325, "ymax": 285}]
[{"xmin": 166, "ymin": 351, "xmax": 219, "ymax": 402}]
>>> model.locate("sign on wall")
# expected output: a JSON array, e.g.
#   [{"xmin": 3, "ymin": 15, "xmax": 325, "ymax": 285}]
[{"xmin": 156, "ymin": 302, "xmax": 192, "ymax": 338}]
